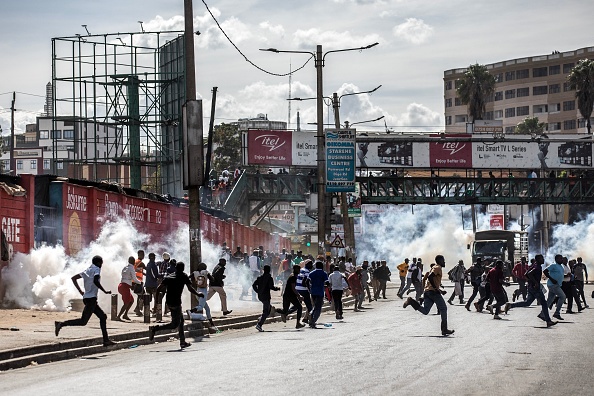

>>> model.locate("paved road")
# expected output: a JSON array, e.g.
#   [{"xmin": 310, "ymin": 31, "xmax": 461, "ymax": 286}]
[{"xmin": 1, "ymin": 287, "xmax": 593, "ymax": 396}]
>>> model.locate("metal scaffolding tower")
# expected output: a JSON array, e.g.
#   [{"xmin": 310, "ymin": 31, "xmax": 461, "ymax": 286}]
[{"xmin": 51, "ymin": 30, "xmax": 186, "ymax": 194}]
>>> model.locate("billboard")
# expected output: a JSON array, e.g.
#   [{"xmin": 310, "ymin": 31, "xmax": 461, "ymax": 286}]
[
  {"xmin": 326, "ymin": 129, "xmax": 356, "ymax": 192},
  {"xmin": 244, "ymin": 130, "xmax": 593, "ymax": 170}
]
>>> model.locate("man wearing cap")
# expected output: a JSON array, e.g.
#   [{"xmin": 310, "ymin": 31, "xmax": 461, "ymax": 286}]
[{"xmin": 207, "ymin": 258, "xmax": 233, "ymax": 315}]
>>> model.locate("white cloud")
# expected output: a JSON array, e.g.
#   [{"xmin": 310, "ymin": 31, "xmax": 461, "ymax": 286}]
[
  {"xmin": 293, "ymin": 28, "xmax": 383, "ymax": 50},
  {"xmin": 259, "ymin": 21, "xmax": 285, "ymax": 38},
  {"xmin": 393, "ymin": 18, "xmax": 434, "ymax": 44}
]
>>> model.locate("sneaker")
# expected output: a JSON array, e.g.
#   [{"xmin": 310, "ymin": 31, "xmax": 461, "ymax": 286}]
[
  {"xmin": 223, "ymin": 310, "xmax": 233, "ymax": 316},
  {"xmin": 103, "ymin": 339, "xmax": 117, "ymax": 347},
  {"xmin": 566, "ymin": 310, "xmax": 576, "ymax": 314},
  {"xmin": 397, "ymin": 294, "xmax": 403, "ymax": 299},
  {"xmin": 148, "ymin": 325, "xmax": 156, "ymax": 341},
  {"xmin": 180, "ymin": 342, "xmax": 192, "ymax": 349},
  {"xmin": 302, "ymin": 317, "xmax": 309, "ymax": 324},
  {"xmin": 553, "ymin": 313, "xmax": 564, "ymax": 320},
  {"xmin": 474, "ymin": 302, "xmax": 482, "ymax": 312},
  {"xmin": 122, "ymin": 315, "xmax": 131, "ymax": 321},
  {"xmin": 512, "ymin": 290, "xmax": 517, "ymax": 302},
  {"xmin": 255, "ymin": 324, "xmax": 263, "ymax": 332},
  {"xmin": 54, "ymin": 321, "xmax": 62, "ymax": 337},
  {"xmin": 585, "ymin": 304, "xmax": 590, "ymax": 309},
  {"xmin": 546, "ymin": 321, "xmax": 558, "ymax": 327},
  {"xmin": 537, "ymin": 313, "xmax": 546, "ymax": 321},
  {"xmin": 403, "ymin": 297, "xmax": 413, "ymax": 309},
  {"xmin": 465, "ymin": 303, "xmax": 471, "ymax": 312},
  {"xmin": 442, "ymin": 329, "xmax": 455, "ymax": 336},
  {"xmin": 493, "ymin": 314, "xmax": 502, "ymax": 320},
  {"xmin": 296, "ymin": 323, "xmax": 305, "ymax": 329},
  {"xmin": 486, "ymin": 305, "xmax": 493, "ymax": 315},
  {"xmin": 134, "ymin": 310, "xmax": 142, "ymax": 317},
  {"xmin": 280, "ymin": 313, "xmax": 287, "ymax": 323},
  {"xmin": 309, "ymin": 323, "xmax": 317, "ymax": 329},
  {"xmin": 504, "ymin": 303, "xmax": 511, "ymax": 314},
  {"xmin": 447, "ymin": 299, "xmax": 453, "ymax": 305}
]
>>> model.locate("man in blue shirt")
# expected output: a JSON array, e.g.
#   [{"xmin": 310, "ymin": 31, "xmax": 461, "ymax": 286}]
[
  {"xmin": 307, "ymin": 260, "xmax": 329, "ymax": 328},
  {"xmin": 544, "ymin": 254, "xmax": 566, "ymax": 320}
]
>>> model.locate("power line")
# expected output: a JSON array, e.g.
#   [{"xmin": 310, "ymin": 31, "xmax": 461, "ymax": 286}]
[
  {"xmin": 200, "ymin": 0, "xmax": 313, "ymax": 77},
  {"xmin": 15, "ymin": 91, "xmax": 46, "ymax": 98}
]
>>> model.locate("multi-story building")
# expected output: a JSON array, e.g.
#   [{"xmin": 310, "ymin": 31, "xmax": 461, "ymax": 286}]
[
  {"xmin": 236, "ymin": 114, "xmax": 287, "ymax": 131},
  {"xmin": 444, "ymin": 46, "xmax": 594, "ymax": 134}
]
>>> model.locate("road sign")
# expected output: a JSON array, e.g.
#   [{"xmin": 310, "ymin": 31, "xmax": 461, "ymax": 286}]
[
  {"xmin": 330, "ymin": 234, "xmax": 344, "ymax": 248},
  {"xmin": 326, "ymin": 128, "xmax": 356, "ymax": 192}
]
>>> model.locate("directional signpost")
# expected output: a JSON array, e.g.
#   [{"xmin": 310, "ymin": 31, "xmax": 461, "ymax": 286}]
[{"xmin": 326, "ymin": 128, "xmax": 356, "ymax": 192}]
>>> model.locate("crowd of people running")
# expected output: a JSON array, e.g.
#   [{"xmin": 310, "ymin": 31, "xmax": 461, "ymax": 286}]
[{"xmin": 54, "ymin": 243, "xmax": 591, "ymax": 348}]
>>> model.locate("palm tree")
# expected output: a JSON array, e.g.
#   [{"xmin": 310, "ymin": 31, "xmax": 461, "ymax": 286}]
[
  {"xmin": 567, "ymin": 59, "xmax": 594, "ymax": 134},
  {"xmin": 515, "ymin": 116, "xmax": 545, "ymax": 136},
  {"xmin": 456, "ymin": 63, "xmax": 497, "ymax": 122}
]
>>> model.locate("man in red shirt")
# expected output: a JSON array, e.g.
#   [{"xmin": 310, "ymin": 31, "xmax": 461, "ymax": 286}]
[
  {"xmin": 348, "ymin": 268, "xmax": 364, "ymax": 311},
  {"xmin": 486, "ymin": 260, "xmax": 511, "ymax": 319},
  {"xmin": 511, "ymin": 257, "xmax": 529, "ymax": 302}
]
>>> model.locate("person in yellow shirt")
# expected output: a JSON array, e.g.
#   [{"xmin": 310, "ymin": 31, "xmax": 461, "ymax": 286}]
[
  {"xmin": 396, "ymin": 258, "xmax": 409, "ymax": 298},
  {"xmin": 403, "ymin": 255, "xmax": 455, "ymax": 336}
]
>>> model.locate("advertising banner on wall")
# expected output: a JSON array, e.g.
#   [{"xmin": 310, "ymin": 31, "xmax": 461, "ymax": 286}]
[
  {"xmin": 292, "ymin": 132, "xmax": 317, "ymax": 166},
  {"xmin": 429, "ymin": 134, "xmax": 473, "ymax": 168},
  {"xmin": 356, "ymin": 141, "xmax": 430, "ymax": 168},
  {"xmin": 246, "ymin": 130, "xmax": 293, "ymax": 166}
]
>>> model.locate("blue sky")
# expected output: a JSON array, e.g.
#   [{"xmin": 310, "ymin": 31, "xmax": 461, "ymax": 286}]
[{"xmin": 1, "ymin": 0, "xmax": 594, "ymax": 135}]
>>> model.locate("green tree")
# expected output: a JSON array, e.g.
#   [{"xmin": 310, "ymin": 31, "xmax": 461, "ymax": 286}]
[
  {"xmin": 515, "ymin": 116, "xmax": 545, "ymax": 135},
  {"xmin": 567, "ymin": 59, "xmax": 594, "ymax": 134},
  {"xmin": 212, "ymin": 123, "xmax": 241, "ymax": 174},
  {"xmin": 456, "ymin": 63, "xmax": 497, "ymax": 122}
]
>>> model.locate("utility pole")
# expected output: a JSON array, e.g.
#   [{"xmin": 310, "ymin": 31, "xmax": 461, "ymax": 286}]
[
  {"xmin": 315, "ymin": 45, "xmax": 328, "ymax": 256},
  {"xmin": 10, "ymin": 92, "xmax": 15, "ymax": 174},
  {"xmin": 184, "ymin": 0, "xmax": 203, "ymax": 307}
]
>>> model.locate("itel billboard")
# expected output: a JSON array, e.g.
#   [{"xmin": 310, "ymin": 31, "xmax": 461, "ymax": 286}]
[{"xmin": 429, "ymin": 134, "xmax": 472, "ymax": 168}]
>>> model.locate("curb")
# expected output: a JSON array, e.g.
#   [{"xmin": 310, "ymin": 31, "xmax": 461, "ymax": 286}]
[{"xmin": 0, "ymin": 297, "xmax": 355, "ymax": 371}]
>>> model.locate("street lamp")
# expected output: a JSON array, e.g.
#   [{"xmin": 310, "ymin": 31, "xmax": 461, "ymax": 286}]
[
  {"xmin": 345, "ymin": 115, "xmax": 385, "ymax": 128},
  {"xmin": 261, "ymin": 42, "xmax": 379, "ymax": 255}
]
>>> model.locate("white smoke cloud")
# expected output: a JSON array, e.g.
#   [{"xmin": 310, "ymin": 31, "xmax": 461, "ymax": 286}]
[{"xmin": 393, "ymin": 18, "xmax": 434, "ymax": 44}]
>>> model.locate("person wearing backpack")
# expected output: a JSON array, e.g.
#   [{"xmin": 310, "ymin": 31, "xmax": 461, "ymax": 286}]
[
  {"xmin": 253, "ymin": 265, "xmax": 281, "ymax": 332},
  {"xmin": 190, "ymin": 262, "xmax": 218, "ymax": 331}
]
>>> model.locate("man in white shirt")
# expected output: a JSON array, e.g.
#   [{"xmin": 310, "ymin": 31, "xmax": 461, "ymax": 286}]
[
  {"xmin": 54, "ymin": 255, "xmax": 116, "ymax": 347},
  {"xmin": 328, "ymin": 267, "xmax": 348, "ymax": 320},
  {"xmin": 117, "ymin": 256, "xmax": 142, "ymax": 321}
]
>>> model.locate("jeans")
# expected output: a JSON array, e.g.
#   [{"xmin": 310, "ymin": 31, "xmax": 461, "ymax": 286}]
[
  {"xmin": 61, "ymin": 297, "xmax": 109, "ymax": 342},
  {"xmin": 546, "ymin": 283, "xmax": 566, "ymax": 315},
  {"xmin": 297, "ymin": 290, "xmax": 313, "ymax": 313},
  {"xmin": 400, "ymin": 278, "xmax": 413, "ymax": 296},
  {"xmin": 310, "ymin": 294, "xmax": 324, "ymax": 325},
  {"xmin": 491, "ymin": 290, "xmax": 507, "ymax": 315},
  {"xmin": 575, "ymin": 279, "xmax": 587, "ymax": 306},
  {"xmin": 511, "ymin": 285, "xmax": 551, "ymax": 322},
  {"xmin": 331, "ymin": 289, "xmax": 343, "ymax": 317},
  {"xmin": 408, "ymin": 290, "xmax": 449, "ymax": 332},
  {"xmin": 398, "ymin": 276, "xmax": 406, "ymax": 295},
  {"xmin": 257, "ymin": 299, "xmax": 271, "ymax": 327},
  {"xmin": 152, "ymin": 304, "xmax": 185, "ymax": 344},
  {"xmin": 193, "ymin": 287, "xmax": 211, "ymax": 320}
]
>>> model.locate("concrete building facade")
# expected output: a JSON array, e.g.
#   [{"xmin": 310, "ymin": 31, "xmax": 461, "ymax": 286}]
[{"xmin": 444, "ymin": 46, "xmax": 594, "ymax": 134}]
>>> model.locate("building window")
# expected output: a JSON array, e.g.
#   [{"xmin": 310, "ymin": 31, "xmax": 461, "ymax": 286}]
[
  {"xmin": 494, "ymin": 91, "xmax": 503, "ymax": 101},
  {"xmin": 494, "ymin": 110, "xmax": 503, "ymax": 119},
  {"xmin": 445, "ymin": 81, "xmax": 452, "ymax": 90},
  {"xmin": 533, "ymin": 104, "xmax": 548, "ymax": 114},
  {"xmin": 57, "ymin": 162, "xmax": 63, "ymax": 170},
  {"xmin": 517, "ymin": 106, "xmax": 529, "ymax": 116},
  {"xmin": 564, "ymin": 120, "xmax": 576, "ymax": 130},
  {"xmin": 550, "ymin": 103, "xmax": 561, "ymax": 112},
  {"xmin": 505, "ymin": 71, "xmax": 515, "ymax": 81},
  {"xmin": 455, "ymin": 97, "xmax": 462, "ymax": 106},
  {"xmin": 63, "ymin": 130, "xmax": 74, "ymax": 140},
  {"xmin": 484, "ymin": 111, "xmax": 493, "ymax": 120},
  {"xmin": 548, "ymin": 122, "xmax": 561, "ymax": 131},
  {"xmin": 454, "ymin": 114, "xmax": 467, "ymax": 123},
  {"xmin": 549, "ymin": 84, "xmax": 560, "ymax": 94},
  {"xmin": 533, "ymin": 86, "xmax": 548, "ymax": 95},
  {"xmin": 445, "ymin": 116, "xmax": 452, "ymax": 125},
  {"xmin": 43, "ymin": 159, "xmax": 50, "ymax": 170},
  {"xmin": 17, "ymin": 160, "xmax": 23, "ymax": 170},
  {"xmin": 563, "ymin": 100, "xmax": 575, "ymax": 111},
  {"xmin": 494, "ymin": 73, "xmax": 503, "ymax": 83},
  {"xmin": 563, "ymin": 82, "xmax": 574, "ymax": 92},
  {"xmin": 505, "ymin": 89, "xmax": 516, "ymax": 99},
  {"xmin": 563, "ymin": 63, "xmax": 575, "ymax": 73},
  {"xmin": 517, "ymin": 87, "xmax": 530, "ymax": 97},
  {"xmin": 51, "ymin": 130, "xmax": 62, "ymax": 139},
  {"xmin": 505, "ymin": 108, "xmax": 516, "ymax": 118},
  {"xmin": 516, "ymin": 69, "xmax": 529, "ymax": 79},
  {"xmin": 533, "ymin": 67, "xmax": 548, "ymax": 78},
  {"xmin": 549, "ymin": 65, "xmax": 561, "ymax": 75},
  {"xmin": 445, "ymin": 98, "xmax": 452, "ymax": 108},
  {"xmin": 39, "ymin": 130, "xmax": 49, "ymax": 139}
]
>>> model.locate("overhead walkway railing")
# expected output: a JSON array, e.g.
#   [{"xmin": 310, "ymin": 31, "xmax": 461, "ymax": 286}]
[{"xmin": 358, "ymin": 176, "xmax": 594, "ymax": 205}]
